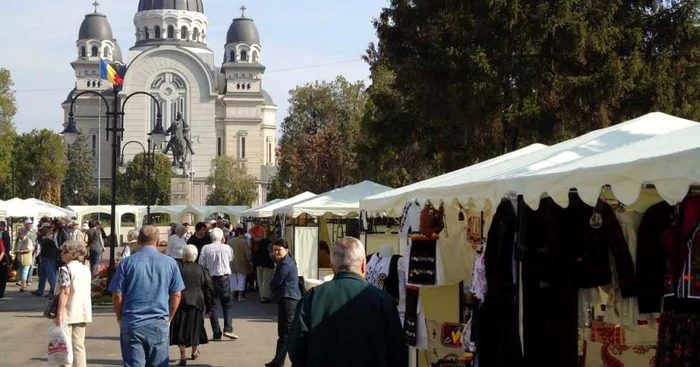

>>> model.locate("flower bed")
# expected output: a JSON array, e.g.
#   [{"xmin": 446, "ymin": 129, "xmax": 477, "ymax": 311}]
[{"xmin": 91, "ymin": 265, "xmax": 109, "ymax": 301}]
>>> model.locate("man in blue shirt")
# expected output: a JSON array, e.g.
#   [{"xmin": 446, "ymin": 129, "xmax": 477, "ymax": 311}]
[{"xmin": 108, "ymin": 225, "xmax": 185, "ymax": 367}]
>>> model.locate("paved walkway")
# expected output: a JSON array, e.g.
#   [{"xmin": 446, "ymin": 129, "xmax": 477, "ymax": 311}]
[{"xmin": 0, "ymin": 281, "xmax": 290, "ymax": 366}]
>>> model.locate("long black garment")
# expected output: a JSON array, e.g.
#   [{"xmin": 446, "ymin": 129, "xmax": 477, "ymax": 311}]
[
  {"xmin": 476, "ymin": 198, "xmax": 523, "ymax": 367},
  {"xmin": 518, "ymin": 197, "xmax": 578, "ymax": 367}
]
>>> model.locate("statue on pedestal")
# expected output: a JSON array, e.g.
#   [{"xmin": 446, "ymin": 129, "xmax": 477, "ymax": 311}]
[{"xmin": 163, "ymin": 112, "xmax": 195, "ymax": 169}]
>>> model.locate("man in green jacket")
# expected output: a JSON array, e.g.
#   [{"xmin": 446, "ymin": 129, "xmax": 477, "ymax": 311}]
[{"xmin": 287, "ymin": 237, "xmax": 407, "ymax": 367}]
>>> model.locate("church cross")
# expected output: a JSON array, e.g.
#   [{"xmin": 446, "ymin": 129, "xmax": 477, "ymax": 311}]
[
  {"xmin": 92, "ymin": 1, "xmax": 100, "ymax": 13},
  {"xmin": 240, "ymin": 5, "xmax": 247, "ymax": 17}
]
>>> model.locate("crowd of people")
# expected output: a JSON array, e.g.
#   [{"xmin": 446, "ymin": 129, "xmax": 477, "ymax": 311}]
[{"xmin": 0, "ymin": 216, "xmax": 408, "ymax": 366}]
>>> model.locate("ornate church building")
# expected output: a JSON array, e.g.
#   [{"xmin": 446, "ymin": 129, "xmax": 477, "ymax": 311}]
[{"xmin": 62, "ymin": 0, "xmax": 278, "ymax": 206}]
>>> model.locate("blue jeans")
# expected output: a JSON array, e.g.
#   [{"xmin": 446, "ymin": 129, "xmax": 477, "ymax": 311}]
[
  {"xmin": 36, "ymin": 257, "xmax": 56, "ymax": 295},
  {"xmin": 120, "ymin": 319, "xmax": 170, "ymax": 367},
  {"xmin": 18, "ymin": 265, "xmax": 32, "ymax": 282},
  {"xmin": 210, "ymin": 275, "xmax": 234, "ymax": 337},
  {"xmin": 90, "ymin": 249, "xmax": 101, "ymax": 275}
]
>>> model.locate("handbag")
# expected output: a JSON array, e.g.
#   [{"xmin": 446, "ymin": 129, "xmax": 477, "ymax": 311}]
[
  {"xmin": 44, "ymin": 266, "xmax": 71, "ymax": 319},
  {"xmin": 420, "ymin": 202, "xmax": 445, "ymax": 237}
]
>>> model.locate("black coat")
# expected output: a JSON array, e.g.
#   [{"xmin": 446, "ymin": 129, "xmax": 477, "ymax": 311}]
[{"xmin": 179, "ymin": 262, "xmax": 214, "ymax": 313}]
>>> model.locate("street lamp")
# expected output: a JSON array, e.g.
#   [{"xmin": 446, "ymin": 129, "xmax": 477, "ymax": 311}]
[
  {"xmin": 119, "ymin": 139, "xmax": 157, "ymax": 224},
  {"xmin": 285, "ymin": 177, "xmax": 292, "ymax": 189},
  {"xmin": 28, "ymin": 174, "xmax": 36, "ymax": 187},
  {"xmin": 61, "ymin": 87, "xmax": 166, "ymax": 281}
]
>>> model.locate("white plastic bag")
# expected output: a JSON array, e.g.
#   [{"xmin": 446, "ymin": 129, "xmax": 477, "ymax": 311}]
[{"xmin": 47, "ymin": 323, "xmax": 73, "ymax": 365}]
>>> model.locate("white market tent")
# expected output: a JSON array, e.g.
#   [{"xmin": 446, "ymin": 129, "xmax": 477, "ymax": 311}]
[
  {"xmin": 26, "ymin": 198, "xmax": 75, "ymax": 218},
  {"xmin": 243, "ymin": 192, "xmax": 317, "ymax": 218},
  {"xmin": 68, "ymin": 204, "xmax": 250, "ymax": 230},
  {"xmin": 0, "ymin": 198, "xmax": 71, "ymax": 218},
  {"xmin": 240, "ymin": 199, "xmax": 283, "ymax": 218},
  {"xmin": 360, "ymin": 143, "xmax": 548, "ymax": 216},
  {"xmin": 379, "ymin": 112, "xmax": 698, "ymax": 211},
  {"xmin": 489, "ymin": 121, "xmax": 700, "ymax": 209},
  {"xmin": 273, "ymin": 181, "xmax": 393, "ymax": 218}
]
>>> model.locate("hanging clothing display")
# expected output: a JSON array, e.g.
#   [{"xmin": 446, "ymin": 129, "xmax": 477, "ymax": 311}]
[
  {"xmin": 425, "ymin": 319, "xmax": 468, "ymax": 366},
  {"xmin": 519, "ymin": 196, "xmax": 578, "ymax": 367},
  {"xmin": 635, "ymin": 201, "xmax": 674, "ymax": 314},
  {"xmin": 399, "ymin": 200, "xmax": 422, "ymax": 239},
  {"xmin": 403, "ymin": 285, "xmax": 428, "ymax": 349},
  {"xmin": 584, "ymin": 341, "xmax": 657, "ymax": 367},
  {"xmin": 474, "ymin": 198, "xmax": 523, "ymax": 366},
  {"xmin": 655, "ymin": 195, "xmax": 700, "ymax": 366},
  {"xmin": 365, "ymin": 252, "xmax": 402, "ymax": 304},
  {"xmin": 407, "ymin": 237, "xmax": 439, "ymax": 285}
]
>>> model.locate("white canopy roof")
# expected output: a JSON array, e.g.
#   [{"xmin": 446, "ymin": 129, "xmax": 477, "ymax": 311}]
[
  {"xmin": 395, "ymin": 112, "xmax": 697, "ymax": 210},
  {"xmin": 360, "ymin": 143, "xmax": 548, "ymax": 215},
  {"xmin": 0, "ymin": 198, "xmax": 65, "ymax": 218},
  {"xmin": 273, "ymin": 181, "xmax": 393, "ymax": 218},
  {"xmin": 243, "ymin": 192, "xmax": 317, "ymax": 218},
  {"xmin": 241, "ymin": 199, "xmax": 283, "ymax": 217},
  {"xmin": 490, "ymin": 121, "xmax": 700, "ymax": 209},
  {"xmin": 26, "ymin": 198, "xmax": 76, "ymax": 218}
]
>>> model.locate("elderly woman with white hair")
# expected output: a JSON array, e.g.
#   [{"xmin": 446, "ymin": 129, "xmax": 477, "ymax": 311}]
[
  {"xmin": 168, "ymin": 224, "xmax": 188, "ymax": 265},
  {"xmin": 170, "ymin": 245, "xmax": 213, "ymax": 366},
  {"xmin": 55, "ymin": 240, "xmax": 93, "ymax": 367}
]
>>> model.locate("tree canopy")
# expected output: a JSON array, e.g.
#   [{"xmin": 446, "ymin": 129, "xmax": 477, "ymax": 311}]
[
  {"xmin": 117, "ymin": 152, "xmax": 172, "ymax": 205},
  {"xmin": 16, "ymin": 129, "xmax": 67, "ymax": 204},
  {"xmin": 0, "ymin": 68, "xmax": 17, "ymax": 198},
  {"xmin": 361, "ymin": 0, "xmax": 700, "ymax": 181},
  {"xmin": 62, "ymin": 133, "xmax": 94, "ymax": 205},
  {"xmin": 270, "ymin": 76, "xmax": 368, "ymax": 198},
  {"xmin": 206, "ymin": 156, "xmax": 258, "ymax": 206}
]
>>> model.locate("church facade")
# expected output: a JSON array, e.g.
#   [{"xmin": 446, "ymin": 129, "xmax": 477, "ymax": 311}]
[{"xmin": 62, "ymin": 0, "xmax": 278, "ymax": 207}]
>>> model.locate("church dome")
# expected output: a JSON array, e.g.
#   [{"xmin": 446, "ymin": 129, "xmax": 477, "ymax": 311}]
[
  {"xmin": 113, "ymin": 42, "xmax": 123, "ymax": 63},
  {"xmin": 226, "ymin": 17, "xmax": 260, "ymax": 45},
  {"xmin": 138, "ymin": 0, "xmax": 204, "ymax": 13},
  {"xmin": 78, "ymin": 12, "xmax": 114, "ymax": 40}
]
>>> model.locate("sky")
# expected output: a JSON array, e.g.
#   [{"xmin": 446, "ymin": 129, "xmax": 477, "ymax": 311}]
[{"xmin": 0, "ymin": 0, "xmax": 386, "ymax": 133}]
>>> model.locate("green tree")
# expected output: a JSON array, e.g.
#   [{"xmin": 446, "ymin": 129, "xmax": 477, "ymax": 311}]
[
  {"xmin": 15, "ymin": 129, "xmax": 67, "ymax": 204},
  {"xmin": 270, "ymin": 76, "xmax": 368, "ymax": 198},
  {"xmin": 0, "ymin": 69, "xmax": 17, "ymax": 198},
  {"xmin": 117, "ymin": 152, "xmax": 172, "ymax": 205},
  {"xmin": 206, "ymin": 156, "xmax": 258, "ymax": 206},
  {"xmin": 362, "ymin": 0, "xmax": 700, "ymax": 177},
  {"xmin": 61, "ymin": 133, "xmax": 94, "ymax": 205}
]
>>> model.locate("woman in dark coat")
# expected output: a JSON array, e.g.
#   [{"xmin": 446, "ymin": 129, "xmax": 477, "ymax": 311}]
[{"xmin": 170, "ymin": 244, "xmax": 214, "ymax": 366}]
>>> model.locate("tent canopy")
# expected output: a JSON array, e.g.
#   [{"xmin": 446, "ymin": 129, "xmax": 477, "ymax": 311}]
[
  {"xmin": 273, "ymin": 181, "xmax": 392, "ymax": 218},
  {"xmin": 243, "ymin": 192, "xmax": 316, "ymax": 218},
  {"xmin": 490, "ymin": 121, "xmax": 700, "ymax": 209},
  {"xmin": 360, "ymin": 143, "xmax": 548, "ymax": 216},
  {"xmin": 26, "ymin": 198, "xmax": 75, "ymax": 218},
  {"xmin": 0, "ymin": 198, "xmax": 63, "ymax": 218},
  {"xmin": 386, "ymin": 112, "xmax": 697, "ymax": 210},
  {"xmin": 240, "ymin": 199, "xmax": 283, "ymax": 218}
]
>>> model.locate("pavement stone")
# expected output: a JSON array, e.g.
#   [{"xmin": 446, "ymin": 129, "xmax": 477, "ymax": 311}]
[{"xmin": 0, "ymin": 281, "xmax": 291, "ymax": 367}]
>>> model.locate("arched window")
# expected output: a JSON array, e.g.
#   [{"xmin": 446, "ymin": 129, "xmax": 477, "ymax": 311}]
[
  {"xmin": 193, "ymin": 28, "xmax": 199, "ymax": 41},
  {"xmin": 80, "ymin": 47, "xmax": 87, "ymax": 58},
  {"xmin": 144, "ymin": 26, "xmax": 149, "ymax": 40},
  {"xmin": 252, "ymin": 51, "xmax": 259, "ymax": 62},
  {"xmin": 229, "ymin": 50, "xmax": 236, "ymax": 62},
  {"xmin": 155, "ymin": 26, "xmax": 161, "ymax": 39},
  {"xmin": 167, "ymin": 25, "xmax": 175, "ymax": 39},
  {"xmin": 91, "ymin": 46, "xmax": 98, "ymax": 57},
  {"xmin": 240, "ymin": 50, "xmax": 248, "ymax": 61},
  {"xmin": 180, "ymin": 26, "xmax": 188, "ymax": 39},
  {"xmin": 103, "ymin": 47, "xmax": 110, "ymax": 58}
]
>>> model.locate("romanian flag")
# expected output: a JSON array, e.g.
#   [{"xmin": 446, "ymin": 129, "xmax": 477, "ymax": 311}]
[{"xmin": 100, "ymin": 59, "xmax": 123, "ymax": 85}]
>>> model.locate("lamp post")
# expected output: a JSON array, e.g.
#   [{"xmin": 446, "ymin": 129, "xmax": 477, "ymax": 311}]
[
  {"xmin": 72, "ymin": 186, "xmax": 79, "ymax": 204},
  {"xmin": 60, "ymin": 88, "xmax": 167, "ymax": 279},
  {"xmin": 118, "ymin": 139, "xmax": 156, "ymax": 224}
]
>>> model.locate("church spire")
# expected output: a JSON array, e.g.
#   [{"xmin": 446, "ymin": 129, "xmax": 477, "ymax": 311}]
[
  {"xmin": 240, "ymin": 5, "xmax": 247, "ymax": 17},
  {"xmin": 92, "ymin": 1, "xmax": 100, "ymax": 13}
]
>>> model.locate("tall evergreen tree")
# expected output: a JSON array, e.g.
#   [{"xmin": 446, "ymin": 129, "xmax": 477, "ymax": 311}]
[
  {"xmin": 362, "ymin": 0, "xmax": 700, "ymax": 178},
  {"xmin": 62, "ymin": 133, "xmax": 94, "ymax": 205}
]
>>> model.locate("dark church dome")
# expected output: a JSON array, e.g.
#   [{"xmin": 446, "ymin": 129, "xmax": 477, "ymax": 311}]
[
  {"xmin": 138, "ymin": 0, "xmax": 204, "ymax": 13},
  {"xmin": 78, "ymin": 13, "xmax": 114, "ymax": 40},
  {"xmin": 226, "ymin": 17, "xmax": 260, "ymax": 45}
]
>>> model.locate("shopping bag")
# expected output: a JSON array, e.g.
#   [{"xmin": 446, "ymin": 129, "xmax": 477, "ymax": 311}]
[{"xmin": 47, "ymin": 323, "xmax": 73, "ymax": 365}]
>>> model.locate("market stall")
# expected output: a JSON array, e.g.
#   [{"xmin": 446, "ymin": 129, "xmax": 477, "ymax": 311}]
[
  {"xmin": 272, "ymin": 181, "xmax": 392, "ymax": 280},
  {"xmin": 359, "ymin": 112, "xmax": 700, "ymax": 367}
]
